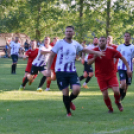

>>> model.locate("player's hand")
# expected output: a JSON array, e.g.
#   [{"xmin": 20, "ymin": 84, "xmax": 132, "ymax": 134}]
[
  {"xmin": 45, "ymin": 69, "xmax": 51, "ymax": 77},
  {"xmin": 94, "ymin": 51, "xmax": 105, "ymax": 58},
  {"xmin": 127, "ymin": 69, "xmax": 132, "ymax": 77},
  {"xmin": 81, "ymin": 59, "xmax": 85, "ymax": 64}
]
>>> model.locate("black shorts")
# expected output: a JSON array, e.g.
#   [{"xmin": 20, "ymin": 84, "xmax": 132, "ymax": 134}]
[
  {"xmin": 118, "ymin": 70, "xmax": 132, "ymax": 85},
  {"xmin": 11, "ymin": 55, "xmax": 18, "ymax": 63},
  {"xmin": 30, "ymin": 65, "xmax": 46, "ymax": 75},
  {"xmin": 84, "ymin": 62, "xmax": 93, "ymax": 73},
  {"xmin": 56, "ymin": 72, "xmax": 81, "ymax": 90}
]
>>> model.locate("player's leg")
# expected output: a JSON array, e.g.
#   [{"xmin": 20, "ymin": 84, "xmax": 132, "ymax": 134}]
[
  {"xmin": 118, "ymin": 70, "xmax": 127, "ymax": 100},
  {"xmin": 97, "ymin": 77, "xmax": 113, "ymax": 113},
  {"xmin": 56, "ymin": 72, "xmax": 71, "ymax": 116},
  {"xmin": 79, "ymin": 62, "xmax": 87, "ymax": 81},
  {"xmin": 70, "ymin": 72, "xmax": 81, "ymax": 111},
  {"xmin": 11, "ymin": 55, "xmax": 18, "ymax": 74},
  {"xmin": 22, "ymin": 72, "xmax": 29, "ymax": 87},
  {"xmin": 37, "ymin": 66, "xmax": 47, "ymax": 91}
]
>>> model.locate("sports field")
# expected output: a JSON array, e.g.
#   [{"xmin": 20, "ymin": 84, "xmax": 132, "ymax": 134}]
[{"xmin": 0, "ymin": 58, "xmax": 134, "ymax": 134}]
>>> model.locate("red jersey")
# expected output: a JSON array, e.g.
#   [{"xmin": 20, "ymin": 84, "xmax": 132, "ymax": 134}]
[
  {"xmin": 50, "ymin": 42, "xmax": 54, "ymax": 47},
  {"xmin": 25, "ymin": 48, "xmax": 39, "ymax": 65},
  {"xmin": 88, "ymin": 46, "xmax": 122, "ymax": 78}
]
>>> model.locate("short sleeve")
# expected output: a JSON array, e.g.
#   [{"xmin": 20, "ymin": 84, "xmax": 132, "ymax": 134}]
[
  {"xmin": 51, "ymin": 41, "xmax": 59, "ymax": 54},
  {"xmin": 88, "ymin": 54, "xmax": 94, "ymax": 59},
  {"xmin": 76, "ymin": 42, "xmax": 83, "ymax": 53},
  {"xmin": 113, "ymin": 49, "xmax": 122, "ymax": 58},
  {"xmin": 25, "ymin": 50, "xmax": 30, "ymax": 56},
  {"xmin": 117, "ymin": 45, "xmax": 121, "ymax": 52}
]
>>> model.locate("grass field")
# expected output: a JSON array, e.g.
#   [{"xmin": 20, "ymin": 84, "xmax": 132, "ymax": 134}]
[{"xmin": 0, "ymin": 58, "xmax": 134, "ymax": 134}]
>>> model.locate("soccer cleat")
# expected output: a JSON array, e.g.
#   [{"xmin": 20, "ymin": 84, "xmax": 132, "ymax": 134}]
[
  {"xmin": 108, "ymin": 109, "xmax": 113, "ymax": 113},
  {"xmin": 28, "ymin": 81, "xmax": 32, "ymax": 85},
  {"xmin": 115, "ymin": 102, "xmax": 123, "ymax": 112},
  {"xmin": 82, "ymin": 85, "xmax": 89, "ymax": 89},
  {"xmin": 70, "ymin": 102, "xmax": 76, "ymax": 110},
  {"xmin": 37, "ymin": 88, "xmax": 43, "ymax": 92},
  {"xmin": 45, "ymin": 88, "xmax": 50, "ymax": 91},
  {"xmin": 19, "ymin": 85, "xmax": 24, "ymax": 91},
  {"xmin": 67, "ymin": 113, "xmax": 72, "ymax": 117}
]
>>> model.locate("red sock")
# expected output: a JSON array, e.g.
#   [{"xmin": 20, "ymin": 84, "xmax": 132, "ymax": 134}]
[
  {"xmin": 46, "ymin": 78, "xmax": 51, "ymax": 88},
  {"xmin": 104, "ymin": 97, "xmax": 113, "ymax": 111},
  {"xmin": 33, "ymin": 74, "xmax": 37, "ymax": 79},
  {"xmin": 22, "ymin": 77, "xmax": 26, "ymax": 86},
  {"xmin": 114, "ymin": 93, "xmax": 120, "ymax": 104}
]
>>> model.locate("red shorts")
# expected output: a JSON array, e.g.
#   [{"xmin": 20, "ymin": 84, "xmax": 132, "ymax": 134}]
[
  {"xmin": 96, "ymin": 76, "xmax": 119, "ymax": 91},
  {"xmin": 25, "ymin": 64, "xmax": 32, "ymax": 73}
]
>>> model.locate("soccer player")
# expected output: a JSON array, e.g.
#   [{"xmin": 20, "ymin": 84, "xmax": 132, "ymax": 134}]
[
  {"xmin": 46, "ymin": 26, "xmax": 104, "ymax": 116},
  {"xmin": 45, "ymin": 37, "xmax": 59, "ymax": 91},
  {"xmin": 19, "ymin": 37, "xmax": 52, "ymax": 91},
  {"xmin": 9, "ymin": 37, "xmax": 21, "ymax": 74},
  {"xmin": 117, "ymin": 32, "xmax": 134, "ymax": 100},
  {"xmin": 22, "ymin": 40, "xmax": 39, "ymax": 88},
  {"xmin": 88, "ymin": 37, "xmax": 132, "ymax": 113},
  {"xmin": 79, "ymin": 37, "xmax": 99, "ymax": 89}
]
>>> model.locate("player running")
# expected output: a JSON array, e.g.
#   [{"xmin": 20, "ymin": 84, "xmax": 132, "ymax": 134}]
[
  {"xmin": 45, "ymin": 37, "xmax": 59, "ymax": 91},
  {"xmin": 9, "ymin": 37, "xmax": 21, "ymax": 74},
  {"xmin": 19, "ymin": 37, "xmax": 52, "ymax": 92},
  {"xmin": 22, "ymin": 40, "xmax": 39, "ymax": 88},
  {"xmin": 117, "ymin": 32, "xmax": 134, "ymax": 100},
  {"xmin": 46, "ymin": 26, "xmax": 104, "ymax": 117},
  {"xmin": 79, "ymin": 37, "xmax": 99, "ymax": 89},
  {"xmin": 88, "ymin": 37, "xmax": 132, "ymax": 113}
]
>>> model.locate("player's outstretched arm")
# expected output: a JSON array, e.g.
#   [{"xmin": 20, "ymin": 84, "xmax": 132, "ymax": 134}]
[
  {"xmin": 82, "ymin": 48, "xmax": 104, "ymax": 58},
  {"xmin": 46, "ymin": 51, "xmax": 56, "ymax": 76},
  {"xmin": 120, "ymin": 56, "xmax": 132, "ymax": 77},
  {"xmin": 41, "ymin": 50, "xmax": 51, "ymax": 55},
  {"xmin": 87, "ymin": 57, "xmax": 96, "ymax": 65}
]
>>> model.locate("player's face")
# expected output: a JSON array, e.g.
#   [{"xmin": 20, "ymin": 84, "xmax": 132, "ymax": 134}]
[
  {"xmin": 31, "ymin": 41, "xmax": 37, "ymax": 49},
  {"xmin": 15, "ymin": 37, "xmax": 19, "ymax": 42},
  {"xmin": 93, "ymin": 38, "xmax": 98, "ymax": 45},
  {"xmin": 99, "ymin": 38, "xmax": 107, "ymax": 48},
  {"xmin": 65, "ymin": 28, "xmax": 74, "ymax": 39},
  {"xmin": 124, "ymin": 33, "xmax": 131, "ymax": 43},
  {"xmin": 44, "ymin": 37, "xmax": 50, "ymax": 45},
  {"xmin": 107, "ymin": 37, "xmax": 113, "ymax": 44}
]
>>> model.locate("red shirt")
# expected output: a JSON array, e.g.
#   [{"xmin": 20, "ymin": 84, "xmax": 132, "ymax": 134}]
[
  {"xmin": 25, "ymin": 48, "xmax": 39, "ymax": 65},
  {"xmin": 88, "ymin": 46, "xmax": 122, "ymax": 78},
  {"xmin": 50, "ymin": 42, "xmax": 55, "ymax": 47},
  {"xmin": 51, "ymin": 55, "xmax": 57, "ymax": 70}
]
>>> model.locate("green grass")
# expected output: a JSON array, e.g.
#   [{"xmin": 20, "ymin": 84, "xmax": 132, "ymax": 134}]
[{"xmin": 0, "ymin": 58, "xmax": 134, "ymax": 134}]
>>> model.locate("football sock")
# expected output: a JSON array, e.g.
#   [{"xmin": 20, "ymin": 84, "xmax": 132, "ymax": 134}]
[
  {"xmin": 38, "ymin": 76, "xmax": 46, "ymax": 88},
  {"xmin": 11, "ymin": 64, "xmax": 14, "ymax": 73},
  {"xmin": 22, "ymin": 77, "xmax": 28, "ymax": 87},
  {"xmin": 14, "ymin": 64, "xmax": 17, "ymax": 73},
  {"xmin": 63, "ymin": 95, "xmax": 71, "ymax": 114},
  {"xmin": 114, "ymin": 93, "xmax": 120, "ymax": 104},
  {"xmin": 46, "ymin": 77, "xmax": 51, "ymax": 88},
  {"xmin": 120, "ymin": 88, "xmax": 124, "ymax": 96},
  {"xmin": 79, "ymin": 76, "xmax": 85, "ymax": 81},
  {"xmin": 70, "ymin": 93, "xmax": 77, "ymax": 102},
  {"xmin": 104, "ymin": 97, "xmax": 113, "ymax": 111},
  {"xmin": 85, "ymin": 76, "xmax": 91, "ymax": 83},
  {"xmin": 22, "ymin": 77, "xmax": 26, "ymax": 86}
]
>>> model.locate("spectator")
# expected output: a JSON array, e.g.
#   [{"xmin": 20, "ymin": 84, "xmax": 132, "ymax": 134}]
[
  {"xmin": 3, "ymin": 42, "xmax": 9, "ymax": 58},
  {"xmin": 24, "ymin": 39, "xmax": 30, "ymax": 51}
]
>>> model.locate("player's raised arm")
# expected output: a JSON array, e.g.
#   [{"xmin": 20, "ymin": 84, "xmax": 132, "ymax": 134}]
[
  {"xmin": 82, "ymin": 48, "xmax": 105, "ymax": 58},
  {"xmin": 120, "ymin": 56, "xmax": 132, "ymax": 77}
]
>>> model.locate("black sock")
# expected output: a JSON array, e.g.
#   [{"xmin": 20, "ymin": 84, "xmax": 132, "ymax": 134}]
[
  {"xmin": 63, "ymin": 95, "xmax": 71, "ymax": 114},
  {"xmin": 22, "ymin": 77, "xmax": 28, "ymax": 87},
  {"xmin": 38, "ymin": 76, "xmax": 46, "ymax": 88},
  {"xmin": 120, "ymin": 88, "xmax": 124, "ymax": 96},
  {"xmin": 11, "ymin": 65, "xmax": 14, "ymax": 73},
  {"xmin": 85, "ymin": 76, "xmax": 91, "ymax": 83},
  {"xmin": 70, "ymin": 93, "xmax": 77, "ymax": 102},
  {"xmin": 79, "ymin": 75, "xmax": 85, "ymax": 81},
  {"xmin": 14, "ymin": 64, "xmax": 17, "ymax": 73}
]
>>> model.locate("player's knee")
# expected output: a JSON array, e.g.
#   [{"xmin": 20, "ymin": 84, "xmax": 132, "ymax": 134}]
[
  {"xmin": 51, "ymin": 75, "xmax": 56, "ymax": 81},
  {"xmin": 83, "ymin": 72, "xmax": 88, "ymax": 78},
  {"xmin": 89, "ymin": 72, "xmax": 94, "ymax": 77},
  {"xmin": 27, "ymin": 74, "xmax": 33, "ymax": 81},
  {"xmin": 72, "ymin": 85, "xmax": 80, "ymax": 95},
  {"xmin": 120, "ymin": 82, "xmax": 126, "ymax": 89}
]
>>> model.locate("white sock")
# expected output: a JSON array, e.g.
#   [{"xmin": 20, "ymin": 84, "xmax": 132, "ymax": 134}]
[
  {"xmin": 83, "ymin": 82, "xmax": 87, "ymax": 86},
  {"xmin": 45, "ymin": 88, "xmax": 50, "ymax": 91}
]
